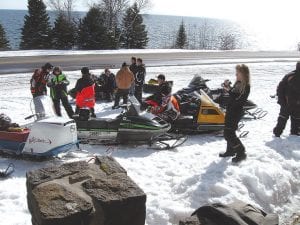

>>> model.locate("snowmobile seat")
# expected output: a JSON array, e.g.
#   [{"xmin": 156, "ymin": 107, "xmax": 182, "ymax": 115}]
[{"xmin": 76, "ymin": 117, "xmax": 121, "ymax": 131}]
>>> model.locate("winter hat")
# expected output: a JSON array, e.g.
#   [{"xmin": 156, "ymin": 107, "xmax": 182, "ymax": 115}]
[
  {"xmin": 81, "ymin": 67, "xmax": 90, "ymax": 75},
  {"xmin": 122, "ymin": 62, "xmax": 127, "ymax": 67},
  {"xmin": 53, "ymin": 66, "xmax": 62, "ymax": 74},
  {"xmin": 43, "ymin": 62, "xmax": 53, "ymax": 70},
  {"xmin": 157, "ymin": 74, "xmax": 166, "ymax": 81}
]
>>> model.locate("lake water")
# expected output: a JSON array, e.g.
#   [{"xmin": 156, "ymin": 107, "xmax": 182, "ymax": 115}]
[{"xmin": 0, "ymin": 9, "xmax": 299, "ymax": 51}]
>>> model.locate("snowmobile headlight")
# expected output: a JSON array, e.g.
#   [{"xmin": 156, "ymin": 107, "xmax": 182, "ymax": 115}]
[{"xmin": 70, "ymin": 125, "xmax": 76, "ymax": 133}]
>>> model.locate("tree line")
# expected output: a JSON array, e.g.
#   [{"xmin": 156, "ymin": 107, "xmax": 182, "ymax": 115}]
[{"xmin": 1, "ymin": 0, "xmax": 149, "ymax": 50}]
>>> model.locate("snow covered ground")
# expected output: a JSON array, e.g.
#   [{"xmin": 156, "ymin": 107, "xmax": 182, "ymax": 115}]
[{"xmin": 0, "ymin": 59, "xmax": 300, "ymax": 225}]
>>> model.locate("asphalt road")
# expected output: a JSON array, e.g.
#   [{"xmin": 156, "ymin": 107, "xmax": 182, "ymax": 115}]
[{"xmin": 0, "ymin": 50, "xmax": 299, "ymax": 74}]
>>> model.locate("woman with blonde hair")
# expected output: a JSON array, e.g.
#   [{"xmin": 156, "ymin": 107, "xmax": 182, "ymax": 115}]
[{"xmin": 219, "ymin": 64, "xmax": 250, "ymax": 163}]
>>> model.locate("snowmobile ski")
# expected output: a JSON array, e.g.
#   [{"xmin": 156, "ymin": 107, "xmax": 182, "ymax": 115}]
[
  {"xmin": 0, "ymin": 163, "xmax": 15, "ymax": 178},
  {"xmin": 149, "ymin": 133, "xmax": 188, "ymax": 150}
]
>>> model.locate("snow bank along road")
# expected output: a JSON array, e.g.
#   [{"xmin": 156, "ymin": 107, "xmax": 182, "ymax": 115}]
[{"xmin": 0, "ymin": 50, "xmax": 299, "ymax": 74}]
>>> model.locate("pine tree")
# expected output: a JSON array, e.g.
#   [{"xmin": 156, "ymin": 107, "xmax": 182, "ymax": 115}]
[
  {"xmin": 77, "ymin": 7, "xmax": 110, "ymax": 50},
  {"xmin": 120, "ymin": 3, "xmax": 148, "ymax": 49},
  {"xmin": 52, "ymin": 13, "xmax": 76, "ymax": 49},
  {"xmin": 0, "ymin": 23, "xmax": 10, "ymax": 50},
  {"xmin": 20, "ymin": 0, "xmax": 52, "ymax": 49},
  {"xmin": 175, "ymin": 20, "xmax": 187, "ymax": 49}
]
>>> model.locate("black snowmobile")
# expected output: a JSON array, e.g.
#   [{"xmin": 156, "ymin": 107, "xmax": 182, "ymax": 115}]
[
  {"xmin": 178, "ymin": 75, "xmax": 267, "ymax": 120},
  {"xmin": 73, "ymin": 97, "xmax": 187, "ymax": 149}
]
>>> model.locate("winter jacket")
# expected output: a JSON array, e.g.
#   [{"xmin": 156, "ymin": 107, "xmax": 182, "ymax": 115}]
[
  {"xmin": 76, "ymin": 84, "xmax": 95, "ymax": 109},
  {"xmin": 146, "ymin": 81, "xmax": 172, "ymax": 105},
  {"xmin": 287, "ymin": 71, "xmax": 300, "ymax": 113},
  {"xmin": 115, "ymin": 67, "xmax": 134, "ymax": 89},
  {"xmin": 98, "ymin": 73, "xmax": 116, "ymax": 91},
  {"xmin": 75, "ymin": 74, "xmax": 95, "ymax": 108},
  {"xmin": 135, "ymin": 64, "xmax": 146, "ymax": 87},
  {"xmin": 75, "ymin": 74, "xmax": 94, "ymax": 93},
  {"xmin": 225, "ymin": 81, "xmax": 250, "ymax": 128},
  {"xmin": 129, "ymin": 63, "xmax": 138, "ymax": 75},
  {"xmin": 47, "ymin": 73, "xmax": 70, "ymax": 100},
  {"xmin": 277, "ymin": 70, "xmax": 300, "ymax": 109},
  {"xmin": 30, "ymin": 68, "xmax": 49, "ymax": 97}
]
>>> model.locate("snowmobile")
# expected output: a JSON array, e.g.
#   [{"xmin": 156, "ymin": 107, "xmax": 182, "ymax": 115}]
[
  {"xmin": 179, "ymin": 75, "xmax": 267, "ymax": 120},
  {"xmin": 172, "ymin": 90, "xmax": 225, "ymax": 133},
  {"xmin": 73, "ymin": 96, "xmax": 187, "ymax": 149},
  {"xmin": 143, "ymin": 78, "xmax": 173, "ymax": 93},
  {"xmin": 143, "ymin": 89, "xmax": 226, "ymax": 134},
  {"xmin": 0, "ymin": 96, "xmax": 78, "ymax": 158}
]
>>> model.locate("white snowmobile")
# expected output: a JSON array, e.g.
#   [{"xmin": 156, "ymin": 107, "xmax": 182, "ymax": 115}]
[{"xmin": 0, "ymin": 96, "xmax": 78, "ymax": 158}]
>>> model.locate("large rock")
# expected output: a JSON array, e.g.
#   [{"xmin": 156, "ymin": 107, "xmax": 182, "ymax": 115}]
[
  {"xmin": 27, "ymin": 156, "xmax": 146, "ymax": 225},
  {"xmin": 179, "ymin": 201, "xmax": 278, "ymax": 225}
]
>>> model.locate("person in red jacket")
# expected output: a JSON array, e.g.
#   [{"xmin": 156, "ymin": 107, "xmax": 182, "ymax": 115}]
[{"xmin": 74, "ymin": 67, "xmax": 96, "ymax": 118}]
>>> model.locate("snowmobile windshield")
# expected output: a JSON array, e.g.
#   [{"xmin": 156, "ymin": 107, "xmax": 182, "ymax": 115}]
[
  {"xmin": 188, "ymin": 75, "xmax": 207, "ymax": 88},
  {"xmin": 127, "ymin": 96, "xmax": 141, "ymax": 116},
  {"xmin": 31, "ymin": 96, "xmax": 56, "ymax": 119}
]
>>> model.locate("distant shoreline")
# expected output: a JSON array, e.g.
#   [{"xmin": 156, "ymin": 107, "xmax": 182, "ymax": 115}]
[{"xmin": 0, "ymin": 50, "xmax": 299, "ymax": 75}]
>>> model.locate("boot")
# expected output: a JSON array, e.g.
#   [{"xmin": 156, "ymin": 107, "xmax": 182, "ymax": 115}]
[
  {"xmin": 219, "ymin": 143, "xmax": 236, "ymax": 157},
  {"xmin": 231, "ymin": 143, "xmax": 247, "ymax": 163}
]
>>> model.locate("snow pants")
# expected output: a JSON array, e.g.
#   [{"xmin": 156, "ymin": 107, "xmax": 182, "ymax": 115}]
[
  {"xmin": 53, "ymin": 97, "xmax": 74, "ymax": 118},
  {"xmin": 273, "ymin": 105, "xmax": 300, "ymax": 136}
]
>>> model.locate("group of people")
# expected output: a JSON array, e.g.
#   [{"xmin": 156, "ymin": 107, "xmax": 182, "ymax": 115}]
[
  {"xmin": 29, "ymin": 56, "xmax": 148, "ymax": 118},
  {"xmin": 29, "ymin": 60, "xmax": 300, "ymax": 164},
  {"xmin": 112, "ymin": 57, "xmax": 146, "ymax": 109}
]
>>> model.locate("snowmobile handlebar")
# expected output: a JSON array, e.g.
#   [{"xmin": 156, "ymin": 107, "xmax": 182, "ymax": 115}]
[{"xmin": 25, "ymin": 114, "xmax": 35, "ymax": 120}]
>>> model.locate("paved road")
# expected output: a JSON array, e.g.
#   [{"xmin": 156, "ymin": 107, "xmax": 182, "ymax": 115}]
[{"xmin": 0, "ymin": 50, "xmax": 299, "ymax": 74}]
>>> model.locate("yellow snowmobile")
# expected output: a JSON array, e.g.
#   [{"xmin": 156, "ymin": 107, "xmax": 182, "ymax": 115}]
[{"xmin": 172, "ymin": 89, "xmax": 225, "ymax": 133}]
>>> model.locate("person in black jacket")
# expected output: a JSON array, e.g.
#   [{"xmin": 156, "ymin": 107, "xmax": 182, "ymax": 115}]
[
  {"xmin": 129, "ymin": 57, "xmax": 138, "ymax": 96},
  {"xmin": 74, "ymin": 67, "xmax": 96, "ymax": 117},
  {"xmin": 98, "ymin": 68, "xmax": 116, "ymax": 102},
  {"xmin": 273, "ymin": 62, "xmax": 300, "ymax": 137},
  {"xmin": 219, "ymin": 64, "xmax": 250, "ymax": 163},
  {"xmin": 134, "ymin": 58, "xmax": 146, "ymax": 103}
]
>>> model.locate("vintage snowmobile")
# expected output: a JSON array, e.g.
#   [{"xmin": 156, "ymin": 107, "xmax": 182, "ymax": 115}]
[
  {"xmin": 0, "ymin": 96, "xmax": 78, "ymax": 158},
  {"xmin": 172, "ymin": 90, "xmax": 226, "ymax": 133},
  {"xmin": 180, "ymin": 75, "xmax": 267, "ymax": 119},
  {"xmin": 73, "ymin": 96, "xmax": 187, "ymax": 149}
]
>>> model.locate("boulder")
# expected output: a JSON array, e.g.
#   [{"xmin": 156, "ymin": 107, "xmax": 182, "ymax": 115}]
[
  {"xmin": 27, "ymin": 156, "xmax": 146, "ymax": 225},
  {"xmin": 179, "ymin": 201, "xmax": 279, "ymax": 225}
]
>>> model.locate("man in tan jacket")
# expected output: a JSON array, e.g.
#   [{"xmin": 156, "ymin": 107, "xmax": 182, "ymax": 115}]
[{"xmin": 112, "ymin": 62, "xmax": 135, "ymax": 109}]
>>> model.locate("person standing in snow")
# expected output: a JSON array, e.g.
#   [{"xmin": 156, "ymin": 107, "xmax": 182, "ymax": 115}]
[
  {"xmin": 129, "ymin": 56, "xmax": 138, "ymax": 96},
  {"xmin": 30, "ymin": 62, "xmax": 53, "ymax": 118},
  {"xmin": 74, "ymin": 67, "xmax": 96, "ymax": 118},
  {"xmin": 219, "ymin": 64, "xmax": 250, "ymax": 163},
  {"xmin": 273, "ymin": 62, "xmax": 300, "ymax": 137},
  {"xmin": 47, "ymin": 66, "xmax": 74, "ymax": 118},
  {"xmin": 112, "ymin": 62, "xmax": 135, "ymax": 109},
  {"xmin": 134, "ymin": 58, "xmax": 146, "ymax": 103},
  {"xmin": 30, "ymin": 62, "xmax": 53, "ymax": 98}
]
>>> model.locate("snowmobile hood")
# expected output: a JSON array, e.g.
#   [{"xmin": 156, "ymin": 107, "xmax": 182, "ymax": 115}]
[{"xmin": 38, "ymin": 116, "xmax": 75, "ymax": 126}]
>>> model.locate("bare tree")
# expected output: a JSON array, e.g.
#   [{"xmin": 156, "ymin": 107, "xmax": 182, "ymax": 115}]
[
  {"xmin": 135, "ymin": 0, "xmax": 153, "ymax": 12},
  {"xmin": 219, "ymin": 33, "xmax": 237, "ymax": 50},
  {"xmin": 47, "ymin": 0, "xmax": 78, "ymax": 21}
]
